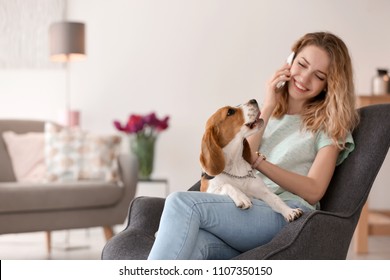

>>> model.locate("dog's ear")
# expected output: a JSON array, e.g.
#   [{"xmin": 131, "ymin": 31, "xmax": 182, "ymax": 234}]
[
  {"xmin": 242, "ymin": 138, "xmax": 252, "ymax": 164},
  {"xmin": 200, "ymin": 126, "xmax": 225, "ymax": 176}
]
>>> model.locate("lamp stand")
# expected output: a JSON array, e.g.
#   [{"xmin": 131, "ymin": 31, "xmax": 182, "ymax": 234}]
[{"xmin": 63, "ymin": 57, "xmax": 80, "ymax": 127}]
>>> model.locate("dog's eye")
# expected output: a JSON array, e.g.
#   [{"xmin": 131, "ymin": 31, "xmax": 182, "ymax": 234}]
[{"xmin": 227, "ymin": 108, "xmax": 236, "ymax": 116}]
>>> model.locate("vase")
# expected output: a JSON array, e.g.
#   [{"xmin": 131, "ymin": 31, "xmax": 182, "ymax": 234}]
[{"xmin": 130, "ymin": 134, "xmax": 156, "ymax": 180}]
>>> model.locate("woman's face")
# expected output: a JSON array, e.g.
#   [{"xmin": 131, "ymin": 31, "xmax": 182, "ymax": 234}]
[{"xmin": 287, "ymin": 45, "xmax": 330, "ymax": 103}]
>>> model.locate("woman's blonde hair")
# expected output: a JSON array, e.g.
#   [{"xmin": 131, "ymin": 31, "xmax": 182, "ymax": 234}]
[{"xmin": 273, "ymin": 32, "xmax": 359, "ymax": 149}]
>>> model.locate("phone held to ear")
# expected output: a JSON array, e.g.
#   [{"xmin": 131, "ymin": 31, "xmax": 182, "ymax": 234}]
[{"xmin": 276, "ymin": 52, "xmax": 295, "ymax": 89}]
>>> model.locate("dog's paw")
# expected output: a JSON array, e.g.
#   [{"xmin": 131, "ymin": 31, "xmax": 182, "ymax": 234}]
[
  {"xmin": 232, "ymin": 194, "xmax": 252, "ymax": 209},
  {"xmin": 284, "ymin": 208, "xmax": 303, "ymax": 222},
  {"xmin": 236, "ymin": 200, "xmax": 252, "ymax": 209}
]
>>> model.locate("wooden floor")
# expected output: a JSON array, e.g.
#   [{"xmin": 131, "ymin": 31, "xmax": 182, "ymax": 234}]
[{"xmin": 0, "ymin": 226, "xmax": 389, "ymax": 260}]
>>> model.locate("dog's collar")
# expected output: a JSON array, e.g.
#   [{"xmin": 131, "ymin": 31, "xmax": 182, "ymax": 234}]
[
  {"xmin": 201, "ymin": 172, "xmax": 215, "ymax": 180},
  {"xmin": 202, "ymin": 170, "xmax": 256, "ymax": 180},
  {"xmin": 222, "ymin": 170, "xmax": 256, "ymax": 179}
]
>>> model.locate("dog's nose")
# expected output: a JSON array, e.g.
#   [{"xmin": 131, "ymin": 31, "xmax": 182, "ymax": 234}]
[{"xmin": 249, "ymin": 99, "xmax": 258, "ymax": 105}]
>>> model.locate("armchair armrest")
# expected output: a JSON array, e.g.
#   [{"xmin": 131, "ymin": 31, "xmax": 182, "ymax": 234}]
[
  {"xmin": 125, "ymin": 196, "xmax": 166, "ymax": 235},
  {"xmin": 234, "ymin": 210, "xmax": 357, "ymax": 260},
  {"xmin": 102, "ymin": 196, "xmax": 165, "ymax": 260}
]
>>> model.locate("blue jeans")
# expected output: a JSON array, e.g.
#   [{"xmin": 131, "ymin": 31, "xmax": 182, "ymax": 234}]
[{"xmin": 147, "ymin": 191, "xmax": 310, "ymax": 260}]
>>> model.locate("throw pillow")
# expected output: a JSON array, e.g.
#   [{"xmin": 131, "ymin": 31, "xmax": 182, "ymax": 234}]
[
  {"xmin": 44, "ymin": 122, "xmax": 121, "ymax": 182},
  {"xmin": 44, "ymin": 122, "xmax": 84, "ymax": 182},
  {"xmin": 2, "ymin": 131, "xmax": 46, "ymax": 182},
  {"xmin": 79, "ymin": 133, "xmax": 121, "ymax": 182}
]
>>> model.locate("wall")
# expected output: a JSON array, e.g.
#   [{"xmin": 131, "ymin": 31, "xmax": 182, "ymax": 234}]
[{"xmin": 1, "ymin": 0, "xmax": 389, "ymax": 209}]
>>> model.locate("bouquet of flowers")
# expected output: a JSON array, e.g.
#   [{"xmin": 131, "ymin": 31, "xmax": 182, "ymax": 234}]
[
  {"xmin": 113, "ymin": 112, "xmax": 169, "ymax": 136},
  {"xmin": 114, "ymin": 112, "xmax": 169, "ymax": 179}
]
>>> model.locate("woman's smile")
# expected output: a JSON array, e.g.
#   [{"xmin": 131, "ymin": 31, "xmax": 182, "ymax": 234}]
[{"xmin": 293, "ymin": 78, "xmax": 309, "ymax": 92}]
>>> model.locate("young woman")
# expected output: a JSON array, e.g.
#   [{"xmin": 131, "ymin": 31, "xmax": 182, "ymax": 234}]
[{"xmin": 148, "ymin": 32, "xmax": 359, "ymax": 260}]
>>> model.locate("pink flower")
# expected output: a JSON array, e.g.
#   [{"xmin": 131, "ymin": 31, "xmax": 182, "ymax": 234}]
[
  {"xmin": 114, "ymin": 112, "xmax": 169, "ymax": 136},
  {"xmin": 156, "ymin": 116, "xmax": 170, "ymax": 131},
  {"xmin": 143, "ymin": 113, "xmax": 159, "ymax": 127},
  {"xmin": 127, "ymin": 114, "xmax": 145, "ymax": 133}
]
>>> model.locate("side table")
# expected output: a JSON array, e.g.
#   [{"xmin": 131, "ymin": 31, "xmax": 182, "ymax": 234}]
[
  {"xmin": 354, "ymin": 95, "xmax": 390, "ymax": 253},
  {"xmin": 135, "ymin": 178, "xmax": 170, "ymax": 198}
]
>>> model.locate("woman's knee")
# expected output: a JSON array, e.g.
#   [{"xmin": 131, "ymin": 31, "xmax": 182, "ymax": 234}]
[
  {"xmin": 166, "ymin": 191, "xmax": 192, "ymax": 206},
  {"xmin": 164, "ymin": 191, "xmax": 200, "ymax": 214}
]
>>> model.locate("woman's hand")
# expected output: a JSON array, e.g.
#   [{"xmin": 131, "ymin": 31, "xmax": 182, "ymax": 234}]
[{"xmin": 263, "ymin": 63, "xmax": 292, "ymax": 114}]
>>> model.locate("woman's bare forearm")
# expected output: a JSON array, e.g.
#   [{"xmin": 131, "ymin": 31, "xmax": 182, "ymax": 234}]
[{"xmin": 246, "ymin": 105, "xmax": 274, "ymax": 160}]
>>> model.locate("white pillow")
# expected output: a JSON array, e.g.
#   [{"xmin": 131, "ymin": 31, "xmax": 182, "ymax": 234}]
[{"xmin": 2, "ymin": 131, "xmax": 46, "ymax": 182}]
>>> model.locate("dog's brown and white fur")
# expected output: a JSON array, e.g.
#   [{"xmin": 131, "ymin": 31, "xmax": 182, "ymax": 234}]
[{"xmin": 200, "ymin": 99, "xmax": 303, "ymax": 222}]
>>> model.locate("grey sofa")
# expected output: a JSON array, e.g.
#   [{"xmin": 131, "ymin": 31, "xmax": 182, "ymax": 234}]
[
  {"xmin": 102, "ymin": 104, "xmax": 390, "ymax": 260},
  {"xmin": 0, "ymin": 120, "xmax": 138, "ymax": 253}
]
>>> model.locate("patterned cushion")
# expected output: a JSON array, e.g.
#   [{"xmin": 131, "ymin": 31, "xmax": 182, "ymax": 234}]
[
  {"xmin": 44, "ymin": 123, "xmax": 121, "ymax": 182},
  {"xmin": 79, "ymin": 133, "xmax": 121, "ymax": 182}
]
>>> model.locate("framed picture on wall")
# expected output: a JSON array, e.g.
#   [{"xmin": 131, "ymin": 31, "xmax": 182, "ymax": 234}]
[{"xmin": 0, "ymin": 0, "xmax": 65, "ymax": 69}]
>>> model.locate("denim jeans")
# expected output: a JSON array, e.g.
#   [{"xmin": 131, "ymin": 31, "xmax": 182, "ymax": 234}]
[{"xmin": 147, "ymin": 191, "xmax": 310, "ymax": 260}]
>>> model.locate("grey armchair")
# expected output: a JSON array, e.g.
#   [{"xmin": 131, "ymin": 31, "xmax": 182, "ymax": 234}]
[{"xmin": 102, "ymin": 104, "xmax": 390, "ymax": 260}]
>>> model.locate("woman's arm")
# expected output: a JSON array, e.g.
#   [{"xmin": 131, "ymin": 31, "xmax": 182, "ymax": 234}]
[
  {"xmin": 246, "ymin": 105, "xmax": 272, "ymax": 152},
  {"xmin": 247, "ymin": 63, "xmax": 292, "ymax": 154},
  {"xmin": 254, "ymin": 145, "xmax": 339, "ymax": 205}
]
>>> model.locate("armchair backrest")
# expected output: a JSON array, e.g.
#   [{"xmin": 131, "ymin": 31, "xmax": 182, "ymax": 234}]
[
  {"xmin": 320, "ymin": 104, "xmax": 390, "ymax": 214},
  {"xmin": 0, "ymin": 120, "xmax": 45, "ymax": 182}
]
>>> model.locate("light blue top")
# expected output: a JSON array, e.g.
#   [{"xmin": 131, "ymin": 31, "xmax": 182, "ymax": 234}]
[{"xmin": 258, "ymin": 114, "xmax": 354, "ymax": 210}]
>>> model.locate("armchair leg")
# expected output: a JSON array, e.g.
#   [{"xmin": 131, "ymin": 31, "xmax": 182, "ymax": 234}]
[
  {"xmin": 46, "ymin": 231, "xmax": 52, "ymax": 254},
  {"xmin": 103, "ymin": 226, "xmax": 114, "ymax": 240}
]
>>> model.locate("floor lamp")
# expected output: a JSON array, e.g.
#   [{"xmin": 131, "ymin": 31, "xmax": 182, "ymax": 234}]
[
  {"xmin": 49, "ymin": 21, "xmax": 86, "ymax": 127},
  {"xmin": 47, "ymin": 22, "xmax": 86, "ymax": 253}
]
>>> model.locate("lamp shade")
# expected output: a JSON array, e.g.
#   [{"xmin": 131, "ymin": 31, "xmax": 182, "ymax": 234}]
[{"xmin": 49, "ymin": 22, "xmax": 86, "ymax": 62}]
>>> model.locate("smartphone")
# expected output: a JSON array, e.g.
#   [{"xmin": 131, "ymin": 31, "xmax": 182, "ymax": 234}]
[{"xmin": 276, "ymin": 52, "xmax": 295, "ymax": 89}]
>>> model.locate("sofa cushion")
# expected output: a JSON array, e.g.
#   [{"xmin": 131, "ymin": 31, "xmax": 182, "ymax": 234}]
[
  {"xmin": 44, "ymin": 123, "xmax": 83, "ymax": 182},
  {"xmin": 0, "ymin": 120, "xmax": 45, "ymax": 182},
  {"xmin": 79, "ymin": 133, "xmax": 122, "ymax": 182},
  {"xmin": 44, "ymin": 122, "xmax": 121, "ymax": 183},
  {"xmin": 0, "ymin": 181, "xmax": 123, "ymax": 214},
  {"xmin": 2, "ymin": 131, "xmax": 46, "ymax": 182}
]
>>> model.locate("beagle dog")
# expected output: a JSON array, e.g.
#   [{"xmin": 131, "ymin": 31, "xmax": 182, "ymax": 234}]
[{"xmin": 200, "ymin": 99, "xmax": 303, "ymax": 222}]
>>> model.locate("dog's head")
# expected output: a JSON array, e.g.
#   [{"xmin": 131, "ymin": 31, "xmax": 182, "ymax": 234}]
[{"xmin": 200, "ymin": 99, "xmax": 263, "ymax": 176}]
